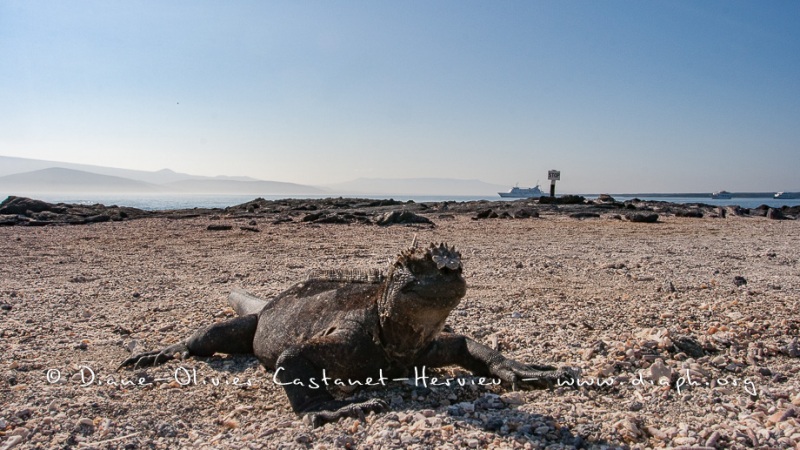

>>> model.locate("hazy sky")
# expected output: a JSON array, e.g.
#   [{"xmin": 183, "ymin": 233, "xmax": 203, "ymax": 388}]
[{"xmin": 2, "ymin": 1, "xmax": 799, "ymax": 193}]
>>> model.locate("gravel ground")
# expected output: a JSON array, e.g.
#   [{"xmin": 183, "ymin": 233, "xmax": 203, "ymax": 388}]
[{"xmin": 1, "ymin": 208, "xmax": 799, "ymax": 449}]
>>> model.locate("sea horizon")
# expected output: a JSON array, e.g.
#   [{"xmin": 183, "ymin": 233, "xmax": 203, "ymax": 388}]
[{"xmin": 2, "ymin": 191, "xmax": 799, "ymax": 211}]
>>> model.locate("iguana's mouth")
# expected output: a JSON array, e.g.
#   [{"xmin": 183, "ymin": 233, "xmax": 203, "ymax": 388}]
[{"xmin": 408, "ymin": 273, "xmax": 466, "ymax": 304}]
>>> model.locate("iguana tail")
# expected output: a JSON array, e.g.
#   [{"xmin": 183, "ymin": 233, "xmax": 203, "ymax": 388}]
[{"xmin": 228, "ymin": 289, "xmax": 269, "ymax": 316}]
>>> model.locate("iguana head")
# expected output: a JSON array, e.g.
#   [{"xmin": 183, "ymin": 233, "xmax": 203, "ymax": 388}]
[
  {"xmin": 378, "ymin": 242, "xmax": 467, "ymax": 363},
  {"xmin": 388, "ymin": 242, "xmax": 467, "ymax": 306}
]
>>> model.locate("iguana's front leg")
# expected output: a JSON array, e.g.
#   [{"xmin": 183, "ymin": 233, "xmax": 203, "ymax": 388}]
[
  {"xmin": 274, "ymin": 333, "xmax": 388, "ymax": 427},
  {"xmin": 119, "ymin": 314, "xmax": 258, "ymax": 369},
  {"xmin": 414, "ymin": 332, "xmax": 577, "ymax": 389}
]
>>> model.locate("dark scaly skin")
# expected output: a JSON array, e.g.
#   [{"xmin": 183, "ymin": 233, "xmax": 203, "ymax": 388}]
[{"xmin": 120, "ymin": 243, "xmax": 577, "ymax": 426}]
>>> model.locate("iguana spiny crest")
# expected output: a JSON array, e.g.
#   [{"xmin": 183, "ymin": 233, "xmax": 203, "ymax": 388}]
[
  {"xmin": 306, "ymin": 268, "xmax": 385, "ymax": 284},
  {"xmin": 305, "ymin": 242, "xmax": 462, "ymax": 289}
]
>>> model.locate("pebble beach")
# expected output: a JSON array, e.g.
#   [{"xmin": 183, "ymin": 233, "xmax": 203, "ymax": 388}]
[{"xmin": 2, "ymin": 197, "xmax": 799, "ymax": 449}]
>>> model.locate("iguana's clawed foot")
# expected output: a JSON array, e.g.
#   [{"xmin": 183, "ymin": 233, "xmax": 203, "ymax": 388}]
[
  {"xmin": 304, "ymin": 398, "xmax": 388, "ymax": 428},
  {"xmin": 493, "ymin": 359, "xmax": 580, "ymax": 390},
  {"xmin": 118, "ymin": 343, "xmax": 190, "ymax": 370}
]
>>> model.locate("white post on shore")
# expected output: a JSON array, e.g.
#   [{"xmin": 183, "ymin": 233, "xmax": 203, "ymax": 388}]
[{"xmin": 548, "ymin": 170, "xmax": 560, "ymax": 197}]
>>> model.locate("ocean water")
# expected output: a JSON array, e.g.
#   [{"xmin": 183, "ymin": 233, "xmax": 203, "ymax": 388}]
[
  {"xmin": 610, "ymin": 196, "xmax": 799, "ymax": 210},
  {"xmin": 1, "ymin": 193, "xmax": 798, "ymax": 211}
]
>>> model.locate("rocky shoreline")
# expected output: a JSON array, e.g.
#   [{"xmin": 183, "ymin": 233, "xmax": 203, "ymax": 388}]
[
  {"xmin": 1, "ymin": 195, "xmax": 799, "ymax": 449},
  {"xmin": 1, "ymin": 195, "xmax": 798, "ymax": 228}
]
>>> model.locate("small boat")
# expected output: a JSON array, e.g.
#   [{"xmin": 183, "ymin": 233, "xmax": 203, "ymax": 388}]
[
  {"xmin": 499, "ymin": 184, "xmax": 545, "ymax": 198},
  {"xmin": 775, "ymin": 192, "xmax": 799, "ymax": 199},
  {"xmin": 711, "ymin": 190, "xmax": 732, "ymax": 199}
]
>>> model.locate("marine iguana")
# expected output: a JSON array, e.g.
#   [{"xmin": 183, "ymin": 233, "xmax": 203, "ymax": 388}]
[{"xmin": 120, "ymin": 241, "xmax": 575, "ymax": 426}]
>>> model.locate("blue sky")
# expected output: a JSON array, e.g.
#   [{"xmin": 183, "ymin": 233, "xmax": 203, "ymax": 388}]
[{"xmin": 2, "ymin": 1, "xmax": 798, "ymax": 193}]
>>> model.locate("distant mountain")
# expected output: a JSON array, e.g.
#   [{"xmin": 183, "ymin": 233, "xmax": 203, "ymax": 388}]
[
  {"xmin": 150, "ymin": 168, "xmax": 262, "ymax": 183},
  {"xmin": 326, "ymin": 177, "xmax": 508, "ymax": 196},
  {"xmin": 0, "ymin": 155, "xmax": 321, "ymax": 195},
  {"xmin": 165, "ymin": 179, "xmax": 326, "ymax": 195},
  {"xmin": 0, "ymin": 167, "xmax": 170, "ymax": 194},
  {"xmin": 0, "ymin": 155, "xmax": 204, "ymax": 184},
  {"xmin": 0, "ymin": 156, "xmax": 506, "ymax": 197}
]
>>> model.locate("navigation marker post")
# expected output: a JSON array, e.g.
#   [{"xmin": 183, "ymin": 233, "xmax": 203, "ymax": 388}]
[{"xmin": 548, "ymin": 170, "xmax": 560, "ymax": 198}]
